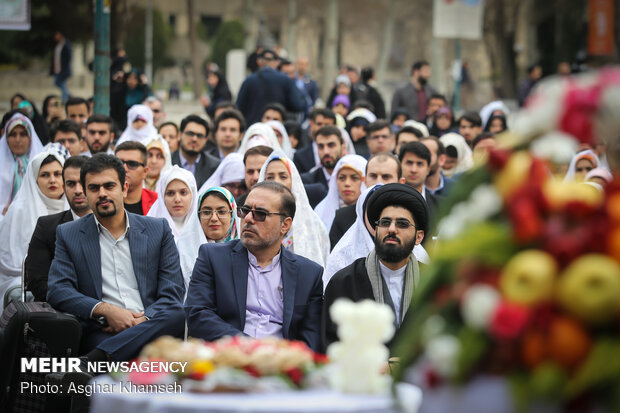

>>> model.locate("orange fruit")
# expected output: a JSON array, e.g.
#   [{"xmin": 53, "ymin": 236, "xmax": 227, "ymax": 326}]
[
  {"xmin": 522, "ymin": 330, "xmax": 546, "ymax": 369},
  {"xmin": 607, "ymin": 227, "xmax": 620, "ymax": 265},
  {"xmin": 547, "ymin": 317, "xmax": 591, "ymax": 369}
]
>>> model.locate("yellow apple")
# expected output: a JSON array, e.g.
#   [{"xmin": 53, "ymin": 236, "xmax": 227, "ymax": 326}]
[{"xmin": 500, "ymin": 250, "xmax": 558, "ymax": 305}]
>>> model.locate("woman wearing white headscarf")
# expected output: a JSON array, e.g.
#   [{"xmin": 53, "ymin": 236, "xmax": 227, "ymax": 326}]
[
  {"xmin": 323, "ymin": 184, "xmax": 430, "ymax": 288},
  {"xmin": 479, "ymin": 100, "xmax": 510, "ymax": 130},
  {"xmin": 563, "ymin": 149, "xmax": 601, "ymax": 182},
  {"xmin": 265, "ymin": 120, "xmax": 294, "ymax": 158},
  {"xmin": 236, "ymin": 122, "xmax": 283, "ymax": 154},
  {"xmin": 142, "ymin": 134, "xmax": 172, "ymax": 191},
  {"xmin": 0, "ymin": 143, "xmax": 69, "ymax": 307},
  {"xmin": 439, "ymin": 133, "xmax": 474, "ymax": 178},
  {"xmin": 258, "ymin": 150, "xmax": 330, "ymax": 267},
  {"xmin": 0, "ymin": 113, "xmax": 44, "ymax": 217},
  {"xmin": 198, "ymin": 152, "xmax": 246, "ymax": 201},
  {"xmin": 117, "ymin": 104, "xmax": 158, "ymax": 145},
  {"xmin": 314, "ymin": 154, "xmax": 367, "ymax": 232},
  {"xmin": 146, "ymin": 165, "xmax": 198, "ymax": 240},
  {"xmin": 177, "ymin": 186, "xmax": 240, "ymax": 289}
]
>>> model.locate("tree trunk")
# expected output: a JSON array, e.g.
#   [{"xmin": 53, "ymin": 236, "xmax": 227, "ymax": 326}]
[
  {"xmin": 483, "ymin": 0, "xmax": 518, "ymax": 99},
  {"xmin": 187, "ymin": 0, "xmax": 202, "ymax": 99},
  {"xmin": 244, "ymin": 0, "xmax": 258, "ymax": 53},
  {"xmin": 376, "ymin": 0, "xmax": 396, "ymax": 88},
  {"xmin": 286, "ymin": 0, "xmax": 298, "ymax": 58},
  {"xmin": 322, "ymin": 0, "xmax": 339, "ymax": 101}
]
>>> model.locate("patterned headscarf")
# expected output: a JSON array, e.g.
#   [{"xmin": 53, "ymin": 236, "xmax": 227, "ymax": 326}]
[{"xmin": 197, "ymin": 186, "xmax": 239, "ymax": 243}]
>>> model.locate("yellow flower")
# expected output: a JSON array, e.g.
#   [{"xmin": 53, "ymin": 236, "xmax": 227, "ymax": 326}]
[{"xmin": 190, "ymin": 360, "xmax": 215, "ymax": 375}]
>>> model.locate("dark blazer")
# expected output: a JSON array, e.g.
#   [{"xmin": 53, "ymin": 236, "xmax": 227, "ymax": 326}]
[
  {"xmin": 304, "ymin": 183, "xmax": 327, "ymax": 209},
  {"xmin": 424, "ymin": 187, "xmax": 441, "ymax": 220},
  {"xmin": 47, "ymin": 213, "xmax": 185, "ymax": 321},
  {"xmin": 171, "ymin": 150, "xmax": 221, "ymax": 189},
  {"xmin": 293, "ymin": 144, "xmax": 316, "ymax": 174},
  {"xmin": 433, "ymin": 174, "xmax": 455, "ymax": 197},
  {"xmin": 301, "ymin": 167, "xmax": 328, "ymax": 192},
  {"xmin": 236, "ymin": 67, "xmax": 306, "ymax": 125},
  {"xmin": 25, "ymin": 210, "xmax": 74, "ymax": 302},
  {"xmin": 329, "ymin": 205, "xmax": 357, "ymax": 250},
  {"xmin": 185, "ymin": 240, "xmax": 323, "ymax": 351},
  {"xmin": 49, "ymin": 41, "xmax": 72, "ymax": 80}
]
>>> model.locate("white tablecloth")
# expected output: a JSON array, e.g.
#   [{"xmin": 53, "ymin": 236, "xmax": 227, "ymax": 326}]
[{"xmin": 89, "ymin": 376, "xmax": 421, "ymax": 413}]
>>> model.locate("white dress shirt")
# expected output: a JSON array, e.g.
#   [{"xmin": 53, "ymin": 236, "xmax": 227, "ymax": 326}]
[{"xmin": 379, "ymin": 261, "xmax": 406, "ymax": 322}]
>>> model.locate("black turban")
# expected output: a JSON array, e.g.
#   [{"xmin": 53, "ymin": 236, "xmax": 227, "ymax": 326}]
[{"xmin": 366, "ymin": 183, "xmax": 429, "ymax": 238}]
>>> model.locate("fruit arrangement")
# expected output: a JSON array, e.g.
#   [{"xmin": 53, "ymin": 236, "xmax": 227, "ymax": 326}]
[{"xmin": 392, "ymin": 69, "xmax": 620, "ymax": 411}]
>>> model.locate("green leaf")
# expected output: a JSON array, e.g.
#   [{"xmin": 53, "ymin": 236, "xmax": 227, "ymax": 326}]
[
  {"xmin": 456, "ymin": 327, "xmax": 488, "ymax": 382},
  {"xmin": 565, "ymin": 339, "xmax": 620, "ymax": 398}
]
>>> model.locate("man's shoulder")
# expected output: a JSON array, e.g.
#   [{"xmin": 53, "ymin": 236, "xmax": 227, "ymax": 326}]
[
  {"xmin": 170, "ymin": 150, "xmax": 181, "ymax": 164},
  {"xmin": 334, "ymin": 204, "xmax": 356, "ymax": 219},
  {"xmin": 199, "ymin": 239, "xmax": 241, "ymax": 256},
  {"xmin": 329, "ymin": 257, "xmax": 366, "ymax": 287},
  {"xmin": 283, "ymin": 248, "xmax": 322, "ymax": 273},
  {"xmin": 295, "ymin": 145, "xmax": 313, "ymax": 158},
  {"xmin": 37, "ymin": 209, "xmax": 72, "ymax": 227},
  {"xmin": 200, "ymin": 151, "xmax": 221, "ymax": 167}
]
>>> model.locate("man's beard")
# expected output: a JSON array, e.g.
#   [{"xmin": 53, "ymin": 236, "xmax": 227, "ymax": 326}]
[
  {"xmin": 88, "ymin": 140, "xmax": 110, "ymax": 154},
  {"xmin": 429, "ymin": 161, "xmax": 439, "ymax": 176},
  {"xmin": 70, "ymin": 199, "xmax": 90, "ymax": 215},
  {"xmin": 321, "ymin": 155, "xmax": 339, "ymax": 170},
  {"xmin": 240, "ymin": 225, "xmax": 281, "ymax": 251},
  {"xmin": 374, "ymin": 232, "xmax": 416, "ymax": 263},
  {"xmin": 96, "ymin": 201, "xmax": 117, "ymax": 218},
  {"xmin": 418, "ymin": 76, "xmax": 428, "ymax": 87},
  {"xmin": 181, "ymin": 143, "xmax": 200, "ymax": 157}
]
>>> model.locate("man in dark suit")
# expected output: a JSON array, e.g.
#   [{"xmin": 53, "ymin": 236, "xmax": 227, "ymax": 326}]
[
  {"xmin": 420, "ymin": 136, "xmax": 455, "ymax": 197},
  {"xmin": 294, "ymin": 109, "xmax": 337, "ymax": 173},
  {"xmin": 186, "ymin": 181, "xmax": 323, "ymax": 351},
  {"xmin": 300, "ymin": 125, "xmax": 344, "ymax": 193},
  {"xmin": 399, "ymin": 141, "xmax": 441, "ymax": 221},
  {"xmin": 51, "ymin": 31, "xmax": 72, "ymax": 103},
  {"xmin": 47, "ymin": 154, "xmax": 185, "ymax": 362},
  {"xmin": 26, "ymin": 156, "xmax": 91, "ymax": 301},
  {"xmin": 171, "ymin": 114, "xmax": 221, "ymax": 189},
  {"xmin": 236, "ymin": 49, "xmax": 306, "ymax": 125}
]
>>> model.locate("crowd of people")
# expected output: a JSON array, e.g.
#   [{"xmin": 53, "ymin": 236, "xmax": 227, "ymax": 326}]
[{"xmin": 0, "ymin": 48, "xmax": 613, "ymax": 388}]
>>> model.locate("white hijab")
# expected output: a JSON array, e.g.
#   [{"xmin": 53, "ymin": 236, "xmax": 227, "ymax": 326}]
[
  {"xmin": 0, "ymin": 144, "xmax": 69, "ymax": 307},
  {"xmin": 236, "ymin": 122, "xmax": 283, "ymax": 154},
  {"xmin": 314, "ymin": 154, "xmax": 367, "ymax": 232},
  {"xmin": 479, "ymin": 100, "xmax": 510, "ymax": 129},
  {"xmin": 563, "ymin": 149, "xmax": 601, "ymax": 182},
  {"xmin": 142, "ymin": 133, "xmax": 173, "ymax": 189},
  {"xmin": 117, "ymin": 104, "xmax": 158, "ymax": 145},
  {"xmin": 0, "ymin": 113, "xmax": 44, "ymax": 217},
  {"xmin": 323, "ymin": 184, "xmax": 430, "ymax": 288},
  {"xmin": 198, "ymin": 152, "xmax": 245, "ymax": 194},
  {"xmin": 439, "ymin": 133, "xmax": 474, "ymax": 178},
  {"xmin": 265, "ymin": 120, "xmax": 295, "ymax": 158},
  {"xmin": 146, "ymin": 166, "xmax": 198, "ymax": 240},
  {"xmin": 258, "ymin": 151, "xmax": 330, "ymax": 267}
]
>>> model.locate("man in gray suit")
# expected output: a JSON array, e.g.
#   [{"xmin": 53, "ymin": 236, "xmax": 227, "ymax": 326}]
[
  {"xmin": 47, "ymin": 154, "xmax": 185, "ymax": 362},
  {"xmin": 390, "ymin": 60, "xmax": 438, "ymax": 122}
]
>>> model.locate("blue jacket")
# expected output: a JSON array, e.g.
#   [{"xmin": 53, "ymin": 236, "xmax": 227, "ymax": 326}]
[
  {"xmin": 236, "ymin": 67, "xmax": 306, "ymax": 125},
  {"xmin": 185, "ymin": 239, "xmax": 323, "ymax": 351}
]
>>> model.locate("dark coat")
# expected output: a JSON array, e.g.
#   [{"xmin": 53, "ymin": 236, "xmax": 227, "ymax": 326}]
[
  {"xmin": 293, "ymin": 144, "xmax": 316, "ymax": 174},
  {"xmin": 329, "ymin": 205, "xmax": 357, "ymax": 250},
  {"xmin": 301, "ymin": 167, "xmax": 328, "ymax": 192},
  {"xmin": 390, "ymin": 82, "xmax": 438, "ymax": 121},
  {"xmin": 171, "ymin": 150, "xmax": 221, "ymax": 189}
]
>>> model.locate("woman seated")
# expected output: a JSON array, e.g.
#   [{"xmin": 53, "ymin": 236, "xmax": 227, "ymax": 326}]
[
  {"xmin": 258, "ymin": 151, "xmax": 330, "ymax": 266},
  {"xmin": 439, "ymin": 133, "xmax": 474, "ymax": 178},
  {"xmin": 177, "ymin": 187, "xmax": 240, "ymax": 288},
  {"xmin": 315, "ymin": 154, "xmax": 367, "ymax": 232},
  {"xmin": 0, "ymin": 144, "xmax": 69, "ymax": 308},
  {"xmin": 117, "ymin": 104, "xmax": 158, "ymax": 145},
  {"xmin": 143, "ymin": 134, "xmax": 172, "ymax": 191},
  {"xmin": 198, "ymin": 152, "xmax": 247, "ymax": 201},
  {"xmin": 564, "ymin": 150, "xmax": 600, "ymax": 182}
]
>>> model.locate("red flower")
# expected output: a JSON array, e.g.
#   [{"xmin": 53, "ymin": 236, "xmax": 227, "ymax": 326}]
[
  {"xmin": 490, "ymin": 302, "xmax": 530, "ymax": 340},
  {"xmin": 509, "ymin": 197, "xmax": 544, "ymax": 243},
  {"xmin": 313, "ymin": 353, "xmax": 329, "ymax": 364},
  {"xmin": 243, "ymin": 366, "xmax": 261, "ymax": 377},
  {"xmin": 488, "ymin": 149, "xmax": 512, "ymax": 171},
  {"xmin": 285, "ymin": 367, "xmax": 305, "ymax": 386},
  {"xmin": 424, "ymin": 367, "xmax": 441, "ymax": 389}
]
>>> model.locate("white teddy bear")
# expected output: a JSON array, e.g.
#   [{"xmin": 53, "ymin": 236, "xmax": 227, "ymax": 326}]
[{"xmin": 327, "ymin": 298, "xmax": 395, "ymax": 394}]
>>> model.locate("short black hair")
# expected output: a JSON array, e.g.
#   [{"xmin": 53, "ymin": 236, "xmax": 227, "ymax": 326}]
[
  {"xmin": 365, "ymin": 120, "xmax": 391, "ymax": 135},
  {"xmin": 277, "ymin": 58, "xmax": 292, "ymax": 71},
  {"xmin": 399, "ymin": 141, "xmax": 431, "ymax": 166},
  {"xmin": 86, "ymin": 114, "xmax": 113, "ymax": 127},
  {"xmin": 457, "ymin": 111, "xmax": 482, "ymax": 128},
  {"xmin": 158, "ymin": 121, "xmax": 179, "ymax": 133},
  {"xmin": 366, "ymin": 152, "xmax": 402, "ymax": 179},
  {"xmin": 361, "ymin": 66, "xmax": 374, "ymax": 83},
  {"xmin": 262, "ymin": 103, "xmax": 286, "ymax": 121},
  {"xmin": 215, "ymin": 109, "xmax": 246, "ymax": 134},
  {"xmin": 40, "ymin": 154, "xmax": 60, "ymax": 168},
  {"xmin": 395, "ymin": 126, "xmax": 423, "ymax": 145},
  {"xmin": 214, "ymin": 101, "xmax": 236, "ymax": 112},
  {"xmin": 180, "ymin": 114, "xmax": 210, "ymax": 135},
  {"xmin": 471, "ymin": 132, "xmax": 496, "ymax": 149},
  {"xmin": 421, "ymin": 136, "xmax": 445, "ymax": 156},
  {"xmin": 51, "ymin": 119, "xmax": 82, "ymax": 141},
  {"xmin": 283, "ymin": 120, "xmax": 301, "ymax": 143},
  {"xmin": 243, "ymin": 145, "xmax": 273, "ymax": 164},
  {"xmin": 351, "ymin": 99, "xmax": 375, "ymax": 113},
  {"xmin": 310, "ymin": 108, "xmax": 336, "ymax": 123},
  {"xmin": 250, "ymin": 181, "xmax": 296, "ymax": 219},
  {"xmin": 63, "ymin": 155, "xmax": 89, "ymax": 182},
  {"xmin": 65, "ymin": 97, "xmax": 89, "ymax": 114},
  {"xmin": 315, "ymin": 125, "xmax": 343, "ymax": 144},
  {"xmin": 411, "ymin": 60, "xmax": 430, "ymax": 75},
  {"xmin": 484, "ymin": 115, "xmax": 507, "ymax": 133},
  {"xmin": 428, "ymin": 93, "xmax": 447, "ymax": 105},
  {"xmin": 114, "ymin": 141, "xmax": 147, "ymax": 164},
  {"xmin": 81, "ymin": 153, "xmax": 126, "ymax": 189},
  {"xmin": 527, "ymin": 63, "xmax": 541, "ymax": 74}
]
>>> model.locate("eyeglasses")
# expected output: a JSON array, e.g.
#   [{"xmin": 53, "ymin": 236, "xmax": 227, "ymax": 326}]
[
  {"xmin": 184, "ymin": 130, "xmax": 207, "ymax": 139},
  {"xmin": 199, "ymin": 208, "xmax": 233, "ymax": 219},
  {"xmin": 237, "ymin": 205, "xmax": 286, "ymax": 222},
  {"xmin": 369, "ymin": 134, "xmax": 391, "ymax": 140},
  {"xmin": 121, "ymin": 160, "xmax": 145, "ymax": 170},
  {"xmin": 375, "ymin": 218, "xmax": 415, "ymax": 229},
  {"xmin": 152, "ymin": 109, "xmax": 161, "ymax": 113}
]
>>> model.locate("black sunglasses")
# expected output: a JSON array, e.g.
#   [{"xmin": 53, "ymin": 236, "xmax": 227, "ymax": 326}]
[
  {"xmin": 184, "ymin": 130, "xmax": 207, "ymax": 139},
  {"xmin": 375, "ymin": 218, "xmax": 415, "ymax": 229},
  {"xmin": 121, "ymin": 160, "xmax": 145, "ymax": 170},
  {"xmin": 237, "ymin": 205, "xmax": 286, "ymax": 222}
]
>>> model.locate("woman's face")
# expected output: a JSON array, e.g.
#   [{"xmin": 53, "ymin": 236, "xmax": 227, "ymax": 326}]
[
  {"xmin": 199, "ymin": 194, "xmax": 232, "ymax": 241},
  {"xmin": 126, "ymin": 73, "xmax": 138, "ymax": 89},
  {"xmin": 350, "ymin": 125, "xmax": 366, "ymax": 142},
  {"xmin": 159, "ymin": 124, "xmax": 179, "ymax": 152},
  {"xmin": 336, "ymin": 83, "xmax": 350, "ymax": 95},
  {"xmin": 333, "ymin": 103, "xmax": 348, "ymax": 117},
  {"xmin": 265, "ymin": 160, "xmax": 292, "ymax": 190},
  {"xmin": 132, "ymin": 118, "xmax": 147, "ymax": 130},
  {"xmin": 7, "ymin": 125, "xmax": 31, "ymax": 156},
  {"xmin": 337, "ymin": 166, "xmax": 363, "ymax": 206},
  {"xmin": 575, "ymin": 158, "xmax": 595, "ymax": 181},
  {"xmin": 436, "ymin": 114, "xmax": 451, "ymax": 130},
  {"xmin": 164, "ymin": 179, "xmax": 192, "ymax": 218},
  {"xmin": 443, "ymin": 156, "xmax": 458, "ymax": 171},
  {"xmin": 489, "ymin": 118, "xmax": 505, "ymax": 134},
  {"xmin": 207, "ymin": 72, "xmax": 219, "ymax": 88},
  {"xmin": 392, "ymin": 115, "xmax": 407, "ymax": 128},
  {"xmin": 147, "ymin": 148, "xmax": 166, "ymax": 178},
  {"xmin": 46, "ymin": 97, "xmax": 63, "ymax": 119},
  {"xmin": 11, "ymin": 96, "xmax": 23, "ymax": 110},
  {"xmin": 271, "ymin": 127, "xmax": 284, "ymax": 147},
  {"xmin": 37, "ymin": 161, "xmax": 63, "ymax": 199}
]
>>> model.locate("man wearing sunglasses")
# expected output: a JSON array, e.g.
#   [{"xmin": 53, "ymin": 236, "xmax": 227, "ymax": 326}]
[
  {"xmin": 322, "ymin": 183, "xmax": 429, "ymax": 351},
  {"xmin": 115, "ymin": 141, "xmax": 157, "ymax": 215},
  {"xmin": 186, "ymin": 181, "xmax": 324, "ymax": 352}
]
